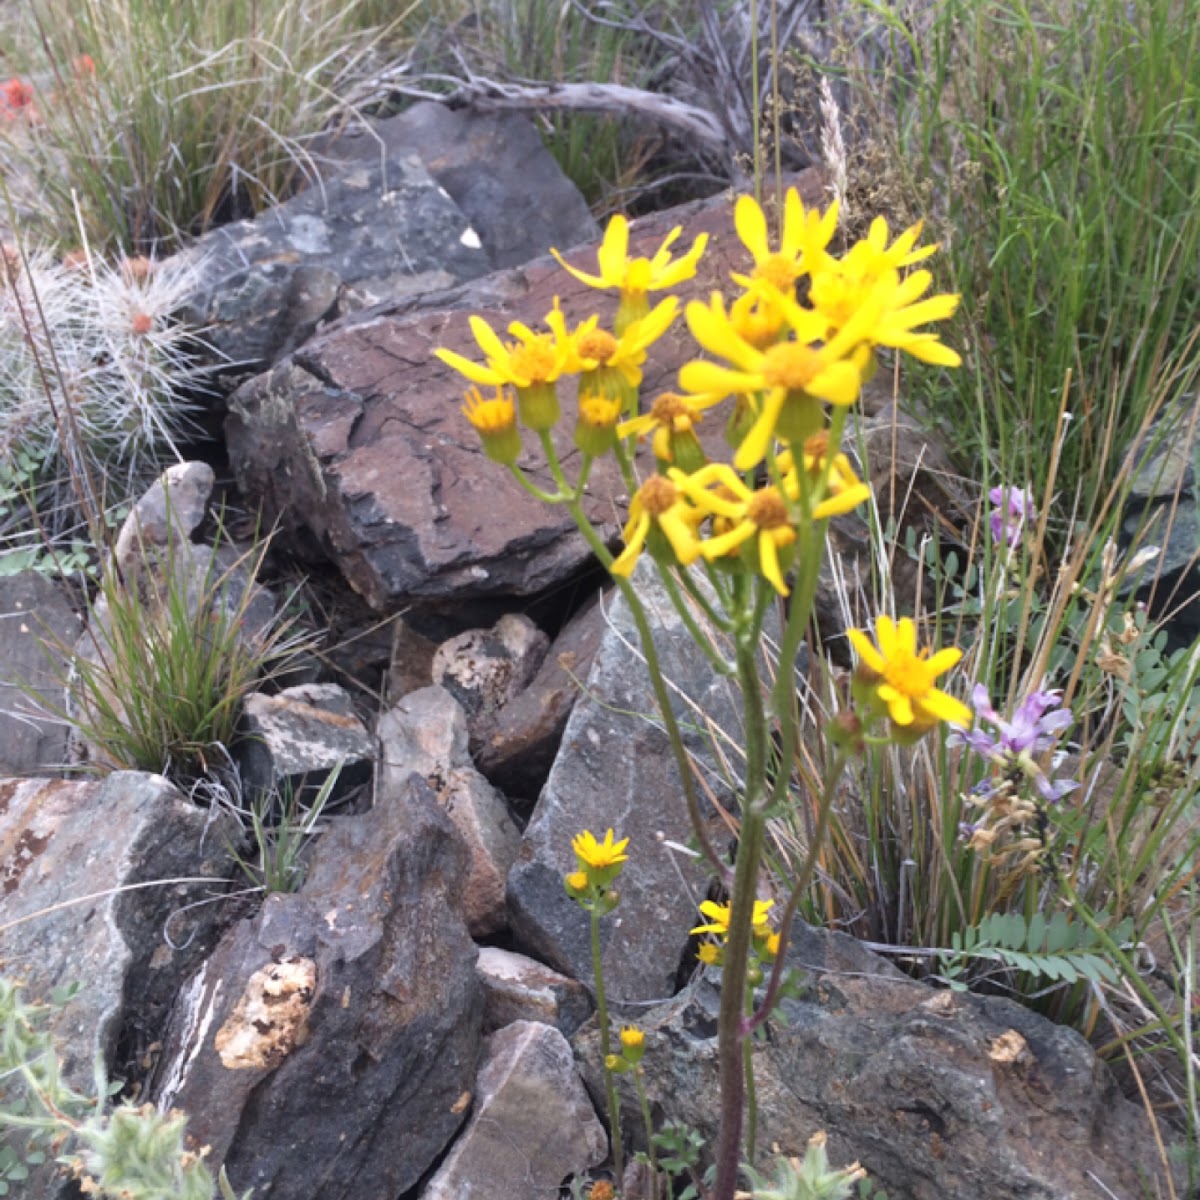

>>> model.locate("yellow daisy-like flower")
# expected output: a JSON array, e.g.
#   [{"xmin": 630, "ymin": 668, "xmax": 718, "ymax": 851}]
[
  {"xmin": 618, "ymin": 391, "xmax": 721, "ymax": 469},
  {"xmin": 461, "ymin": 386, "xmax": 521, "ymax": 465},
  {"xmin": 610, "ymin": 474, "xmax": 703, "ymax": 578},
  {"xmin": 697, "ymin": 942, "xmax": 722, "ymax": 965},
  {"xmin": 681, "ymin": 289, "xmax": 881, "ymax": 469},
  {"xmin": 674, "ymin": 464, "xmax": 798, "ymax": 595},
  {"xmin": 733, "ymin": 190, "xmax": 839, "ymax": 293},
  {"xmin": 847, "ymin": 615, "xmax": 972, "ymax": 729},
  {"xmin": 809, "ymin": 264, "xmax": 961, "ymax": 367},
  {"xmin": 569, "ymin": 297, "xmax": 679, "ymax": 385},
  {"xmin": 552, "ymin": 215, "xmax": 707, "ymax": 328},
  {"xmin": 782, "ymin": 431, "xmax": 872, "ymax": 520},
  {"xmin": 565, "ymin": 869, "xmax": 589, "ymax": 894},
  {"xmin": 574, "ymin": 385, "xmax": 623, "ymax": 458},
  {"xmin": 620, "ymin": 1026, "xmax": 645, "ymax": 1051},
  {"xmin": 691, "ymin": 897, "xmax": 774, "ymax": 940},
  {"xmin": 572, "ymin": 828, "xmax": 630, "ymax": 870},
  {"xmin": 436, "ymin": 303, "xmax": 574, "ymax": 430}
]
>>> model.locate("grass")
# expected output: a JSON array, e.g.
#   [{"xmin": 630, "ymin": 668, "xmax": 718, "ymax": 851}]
[{"xmin": 0, "ymin": 0, "xmax": 400, "ymax": 253}]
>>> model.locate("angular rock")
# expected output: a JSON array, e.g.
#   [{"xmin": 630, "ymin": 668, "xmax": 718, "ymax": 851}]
[
  {"xmin": 112, "ymin": 460, "xmax": 215, "ymax": 567},
  {"xmin": 420, "ymin": 1020, "xmax": 607, "ymax": 1200},
  {"xmin": 377, "ymin": 684, "xmax": 470, "ymax": 788},
  {"xmin": 378, "ymin": 685, "xmax": 519, "ymax": 937},
  {"xmin": 507, "ymin": 561, "xmax": 736, "ymax": 1006},
  {"xmin": 0, "ymin": 773, "xmax": 242, "ymax": 1194},
  {"xmin": 385, "ymin": 614, "xmax": 439, "ymax": 702},
  {"xmin": 316, "ymin": 101, "xmax": 599, "ymax": 270},
  {"xmin": 432, "ymin": 612, "xmax": 550, "ymax": 737},
  {"xmin": 236, "ymin": 682, "xmax": 374, "ymax": 805},
  {"xmin": 225, "ymin": 169, "xmax": 826, "ymax": 611},
  {"xmin": 152, "ymin": 774, "xmax": 481, "ymax": 1199},
  {"xmin": 473, "ymin": 590, "xmax": 607, "ymax": 803},
  {"xmin": 0, "ymin": 571, "xmax": 79, "ymax": 775},
  {"xmin": 476, "ymin": 946, "xmax": 592, "ymax": 1038},
  {"xmin": 576, "ymin": 922, "xmax": 1170, "ymax": 1200},
  {"xmin": 180, "ymin": 153, "xmax": 490, "ymax": 371}
]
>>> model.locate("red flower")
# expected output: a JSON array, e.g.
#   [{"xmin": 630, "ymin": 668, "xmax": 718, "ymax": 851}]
[{"xmin": 0, "ymin": 77, "xmax": 35, "ymax": 117}]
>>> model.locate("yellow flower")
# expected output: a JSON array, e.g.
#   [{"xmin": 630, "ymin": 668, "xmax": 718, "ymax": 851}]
[
  {"xmin": 461, "ymin": 386, "xmax": 521, "ymax": 465},
  {"xmin": 570, "ymin": 297, "xmax": 679, "ymax": 383},
  {"xmin": 733, "ymin": 190, "xmax": 839, "ymax": 293},
  {"xmin": 727, "ymin": 285, "xmax": 788, "ymax": 349},
  {"xmin": 697, "ymin": 942, "xmax": 722, "ymax": 965},
  {"xmin": 680, "ymin": 290, "xmax": 877, "ymax": 469},
  {"xmin": 619, "ymin": 1026, "xmax": 645, "ymax": 1051},
  {"xmin": 847, "ymin": 616, "xmax": 972, "ymax": 729},
  {"xmin": 618, "ymin": 391, "xmax": 721, "ymax": 469},
  {"xmin": 553, "ymin": 215, "xmax": 707, "ymax": 329},
  {"xmin": 572, "ymin": 828, "xmax": 630, "ymax": 870},
  {"xmin": 690, "ymin": 897, "xmax": 774, "ymax": 940},
  {"xmin": 784, "ymin": 431, "xmax": 872, "ymax": 519},
  {"xmin": 436, "ymin": 303, "xmax": 573, "ymax": 430},
  {"xmin": 574, "ymin": 386, "xmax": 623, "ymax": 458},
  {"xmin": 673, "ymin": 463, "xmax": 799, "ymax": 594},
  {"xmin": 565, "ymin": 869, "xmax": 589, "ymax": 894},
  {"xmin": 610, "ymin": 474, "xmax": 704, "ymax": 578}
]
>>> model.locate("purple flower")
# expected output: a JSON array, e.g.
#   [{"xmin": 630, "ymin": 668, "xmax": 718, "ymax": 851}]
[
  {"xmin": 988, "ymin": 486, "xmax": 1036, "ymax": 549},
  {"xmin": 949, "ymin": 685, "xmax": 1078, "ymax": 803}
]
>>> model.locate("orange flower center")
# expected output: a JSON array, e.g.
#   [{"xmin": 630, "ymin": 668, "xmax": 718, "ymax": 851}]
[
  {"xmin": 639, "ymin": 474, "xmax": 679, "ymax": 516},
  {"xmin": 577, "ymin": 329, "xmax": 618, "ymax": 364},
  {"xmin": 754, "ymin": 253, "xmax": 801, "ymax": 292},
  {"xmin": 747, "ymin": 487, "xmax": 790, "ymax": 530},
  {"xmin": 462, "ymin": 387, "xmax": 515, "ymax": 433},
  {"xmin": 883, "ymin": 649, "xmax": 936, "ymax": 698},
  {"xmin": 650, "ymin": 392, "xmax": 692, "ymax": 426},
  {"xmin": 508, "ymin": 335, "xmax": 558, "ymax": 382},
  {"xmin": 762, "ymin": 342, "xmax": 821, "ymax": 390}
]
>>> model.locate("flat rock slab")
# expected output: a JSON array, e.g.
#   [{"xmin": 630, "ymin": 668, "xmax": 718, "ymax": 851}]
[
  {"xmin": 576, "ymin": 922, "xmax": 1170, "ymax": 1200},
  {"xmin": 225, "ymin": 170, "xmax": 826, "ymax": 611},
  {"xmin": 181, "ymin": 152, "xmax": 491, "ymax": 370},
  {"xmin": 476, "ymin": 946, "xmax": 592, "ymax": 1038},
  {"xmin": 420, "ymin": 1019, "xmax": 606, "ymax": 1200},
  {"xmin": 315, "ymin": 101, "xmax": 599, "ymax": 270},
  {"xmin": 152, "ymin": 774, "xmax": 481, "ymax": 1200},
  {"xmin": 506, "ymin": 561, "xmax": 738, "ymax": 1006},
  {"xmin": 0, "ymin": 773, "xmax": 241, "ymax": 1194},
  {"xmin": 0, "ymin": 571, "xmax": 79, "ymax": 775}
]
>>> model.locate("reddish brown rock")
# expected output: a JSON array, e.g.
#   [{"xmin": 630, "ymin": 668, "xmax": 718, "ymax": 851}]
[{"xmin": 225, "ymin": 171, "xmax": 827, "ymax": 612}]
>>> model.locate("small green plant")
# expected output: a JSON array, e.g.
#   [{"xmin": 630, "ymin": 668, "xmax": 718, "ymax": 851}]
[
  {"xmin": 0, "ymin": 976, "xmax": 250, "ymax": 1199},
  {"xmin": 743, "ymin": 1133, "xmax": 866, "ymax": 1200},
  {"xmin": 34, "ymin": 510, "xmax": 310, "ymax": 787}
]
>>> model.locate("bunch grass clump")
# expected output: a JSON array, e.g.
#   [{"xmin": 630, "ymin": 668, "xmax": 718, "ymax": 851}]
[{"xmin": 0, "ymin": 0, "xmax": 395, "ymax": 253}]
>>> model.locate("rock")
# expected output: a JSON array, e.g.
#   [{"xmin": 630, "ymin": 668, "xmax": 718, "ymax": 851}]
[
  {"xmin": 377, "ymin": 686, "xmax": 519, "ymax": 937},
  {"xmin": 152, "ymin": 774, "xmax": 481, "ymax": 1200},
  {"xmin": 1119, "ymin": 394, "xmax": 1200, "ymax": 646},
  {"xmin": 377, "ymin": 684, "xmax": 470, "ymax": 787},
  {"xmin": 0, "ymin": 571, "xmax": 79, "ymax": 775},
  {"xmin": 476, "ymin": 946, "xmax": 592, "ymax": 1038},
  {"xmin": 506, "ymin": 560, "xmax": 736, "ymax": 1006},
  {"xmin": 473, "ymin": 590, "xmax": 607, "ymax": 804},
  {"xmin": 0, "ymin": 772, "xmax": 242, "ymax": 1194},
  {"xmin": 315, "ymin": 101, "xmax": 599, "ymax": 270},
  {"xmin": 432, "ymin": 612, "xmax": 550, "ymax": 739},
  {"xmin": 385, "ymin": 614, "xmax": 439, "ymax": 702},
  {"xmin": 236, "ymin": 682, "xmax": 374, "ymax": 805},
  {"xmin": 180, "ymin": 153, "xmax": 490, "ymax": 371},
  {"xmin": 112, "ymin": 460, "xmax": 214, "ymax": 567},
  {"xmin": 224, "ymin": 169, "xmax": 827, "ymax": 611},
  {"xmin": 420, "ymin": 1020, "xmax": 607, "ymax": 1200},
  {"xmin": 576, "ymin": 921, "xmax": 1170, "ymax": 1200}
]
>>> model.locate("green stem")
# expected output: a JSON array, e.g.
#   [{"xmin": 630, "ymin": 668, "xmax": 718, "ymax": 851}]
[
  {"xmin": 507, "ymin": 463, "xmax": 565, "ymax": 505},
  {"xmin": 563, "ymin": 491, "xmax": 731, "ymax": 881},
  {"xmin": 657, "ymin": 566, "xmax": 736, "ymax": 677},
  {"xmin": 591, "ymin": 906, "xmax": 625, "ymax": 1186},
  {"xmin": 712, "ymin": 631, "xmax": 771, "ymax": 1200},
  {"xmin": 633, "ymin": 1067, "xmax": 660, "ymax": 1200},
  {"xmin": 743, "ymin": 979, "xmax": 758, "ymax": 1166}
]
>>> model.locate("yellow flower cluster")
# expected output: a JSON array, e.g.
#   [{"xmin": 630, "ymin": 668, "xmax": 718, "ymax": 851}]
[
  {"xmin": 565, "ymin": 827, "xmax": 629, "ymax": 913},
  {"xmin": 437, "ymin": 188, "xmax": 960, "ymax": 605}
]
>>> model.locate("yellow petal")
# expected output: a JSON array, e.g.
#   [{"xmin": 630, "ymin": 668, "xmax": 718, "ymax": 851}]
[
  {"xmin": 733, "ymin": 388, "xmax": 787, "ymax": 470},
  {"xmin": 925, "ymin": 647, "xmax": 964, "ymax": 676},
  {"xmin": 597, "ymin": 214, "xmax": 630, "ymax": 286},
  {"xmin": 917, "ymin": 688, "xmax": 974, "ymax": 727},
  {"xmin": 680, "ymin": 360, "xmax": 762, "ymax": 399},
  {"xmin": 808, "ymin": 359, "xmax": 862, "ymax": 407},
  {"xmin": 813, "ymin": 482, "xmax": 871, "ymax": 519},
  {"xmin": 847, "ymin": 627, "xmax": 886, "ymax": 675},
  {"xmin": 550, "ymin": 247, "xmax": 608, "ymax": 290},
  {"xmin": 735, "ymin": 194, "xmax": 771, "ymax": 263},
  {"xmin": 758, "ymin": 530, "xmax": 790, "ymax": 595},
  {"xmin": 434, "ymin": 346, "xmax": 504, "ymax": 386}
]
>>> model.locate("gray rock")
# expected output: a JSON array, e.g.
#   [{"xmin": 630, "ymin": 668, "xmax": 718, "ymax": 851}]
[
  {"xmin": 0, "ymin": 571, "xmax": 79, "ymax": 775},
  {"xmin": 377, "ymin": 685, "xmax": 519, "ymax": 937},
  {"xmin": 224, "ymin": 171, "xmax": 827, "ymax": 612},
  {"xmin": 576, "ymin": 922, "xmax": 1170, "ymax": 1199},
  {"xmin": 432, "ymin": 613, "xmax": 550, "ymax": 737},
  {"xmin": 473, "ymin": 590, "xmax": 606, "ymax": 804},
  {"xmin": 112, "ymin": 460, "xmax": 214, "ymax": 567},
  {"xmin": 385, "ymin": 614, "xmax": 439, "ymax": 702},
  {"xmin": 152, "ymin": 774, "xmax": 481, "ymax": 1200},
  {"xmin": 0, "ymin": 773, "xmax": 242, "ymax": 1195},
  {"xmin": 420, "ymin": 1020, "xmax": 607, "ymax": 1200},
  {"xmin": 476, "ymin": 946, "xmax": 592, "ymax": 1038},
  {"xmin": 316, "ymin": 102, "xmax": 599, "ymax": 270},
  {"xmin": 180, "ymin": 153, "xmax": 490, "ymax": 371},
  {"xmin": 507, "ymin": 561, "xmax": 736, "ymax": 1006},
  {"xmin": 236, "ymin": 682, "xmax": 374, "ymax": 805}
]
